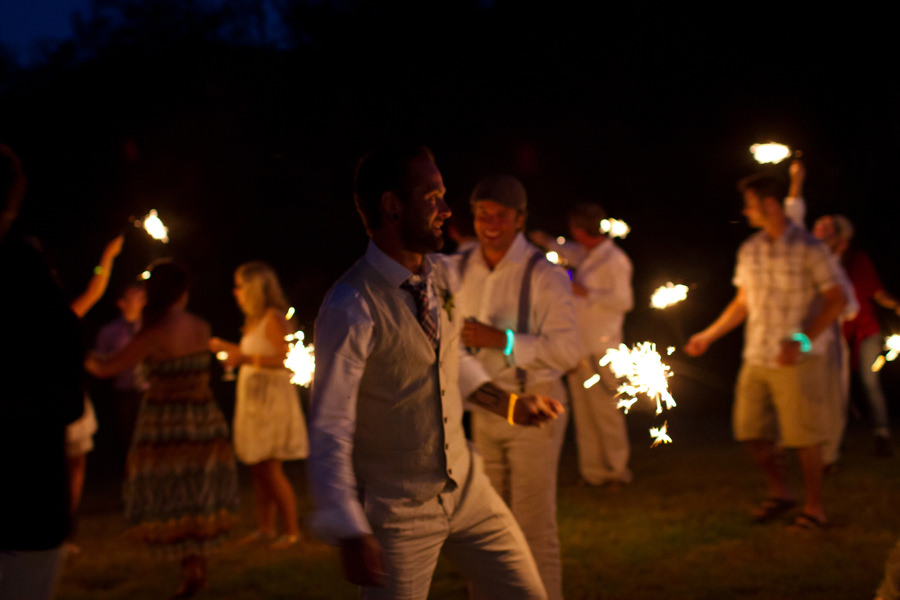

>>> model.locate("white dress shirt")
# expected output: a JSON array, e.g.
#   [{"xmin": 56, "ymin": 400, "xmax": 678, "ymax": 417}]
[{"xmin": 448, "ymin": 233, "xmax": 580, "ymax": 391}]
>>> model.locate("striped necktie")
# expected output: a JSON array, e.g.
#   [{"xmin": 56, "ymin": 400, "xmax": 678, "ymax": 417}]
[{"xmin": 401, "ymin": 279, "xmax": 438, "ymax": 349}]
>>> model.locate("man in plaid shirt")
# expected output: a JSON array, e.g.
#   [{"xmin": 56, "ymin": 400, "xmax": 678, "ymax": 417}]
[{"xmin": 685, "ymin": 174, "xmax": 846, "ymax": 531}]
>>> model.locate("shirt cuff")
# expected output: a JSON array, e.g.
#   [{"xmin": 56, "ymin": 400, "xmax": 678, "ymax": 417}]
[{"xmin": 309, "ymin": 502, "xmax": 372, "ymax": 545}]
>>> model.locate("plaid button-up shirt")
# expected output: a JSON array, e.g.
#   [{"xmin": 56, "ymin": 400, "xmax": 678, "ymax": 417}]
[{"xmin": 734, "ymin": 223, "xmax": 842, "ymax": 368}]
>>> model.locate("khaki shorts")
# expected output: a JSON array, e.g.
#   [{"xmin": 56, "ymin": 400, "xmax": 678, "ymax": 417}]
[{"xmin": 733, "ymin": 356, "xmax": 827, "ymax": 448}]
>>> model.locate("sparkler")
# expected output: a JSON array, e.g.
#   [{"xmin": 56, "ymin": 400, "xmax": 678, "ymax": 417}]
[
  {"xmin": 284, "ymin": 330, "xmax": 315, "ymax": 387},
  {"xmin": 600, "ymin": 218, "xmax": 630, "ymax": 239},
  {"xmin": 872, "ymin": 334, "xmax": 900, "ymax": 372},
  {"xmin": 650, "ymin": 283, "xmax": 689, "ymax": 309},
  {"xmin": 597, "ymin": 342, "xmax": 676, "ymax": 416},
  {"xmin": 649, "ymin": 421, "xmax": 673, "ymax": 447},
  {"xmin": 132, "ymin": 209, "xmax": 169, "ymax": 243},
  {"xmin": 750, "ymin": 142, "xmax": 791, "ymax": 164}
]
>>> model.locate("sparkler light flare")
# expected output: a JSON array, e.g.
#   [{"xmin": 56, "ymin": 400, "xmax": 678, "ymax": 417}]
[
  {"xmin": 546, "ymin": 251, "xmax": 560, "ymax": 264},
  {"xmin": 597, "ymin": 342, "xmax": 676, "ymax": 415},
  {"xmin": 600, "ymin": 218, "xmax": 630, "ymax": 239},
  {"xmin": 750, "ymin": 142, "xmax": 791, "ymax": 164},
  {"xmin": 650, "ymin": 283, "xmax": 689, "ymax": 309},
  {"xmin": 134, "ymin": 209, "xmax": 169, "ymax": 243},
  {"xmin": 583, "ymin": 373, "xmax": 601, "ymax": 389},
  {"xmin": 285, "ymin": 306, "xmax": 295, "ymax": 320},
  {"xmin": 649, "ymin": 421, "xmax": 673, "ymax": 447},
  {"xmin": 873, "ymin": 334, "xmax": 900, "ymax": 371},
  {"xmin": 215, "ymin": 351, "xmax": 229, "ymax": 362},
  {"xmin": 284, "ymin": 330, "xmax": 315, "ymax": 387}
]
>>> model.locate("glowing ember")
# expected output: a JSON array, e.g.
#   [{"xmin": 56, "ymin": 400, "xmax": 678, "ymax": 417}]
[
  {"xmin": 649, "ymin": 421, "xmax": 673, "ymax": 447},
  {"xmin": 583, "ymin": 373, "xmax": 601, "ymax": 389},
  {"xmin": 140, "ymin": 271, "xmax": 151, "ymax": 280},
  {"xmin": 750, "ymin": 142, "xmax": 791, "ymax": 164},
  {"xmin": 215, "ymin": 351, "xmax": 228, "ymax": 361},
  {"xmin": 546, "ymin": 251, "xmax": 560, "ymax": 264},
  {"xmin": 285, "ymin": 306, "xmax": 295, "ymax": 320},
  {"xmin": 600, "ymin": 218, "xmax": 630, "ymax": 239},
  {"xmin": 134, "ymin": 209, "xmax": 169, "ymax": 243},
  {"xmin": 650, "ymin": 282, "xmax": 689, "ymax": 309},
  {"xmin": 874, "ymin": 334, "xmax": 900, "ymax": 371},
  {"xmin": 885, "ymin": 334, "xmax": 900, "ymax": 361},
  {"xmin": 284, "ymin": 330, "xmax": 315, "ymax": 387},
  {"xmin": 598, "ymin": 342, "xmax": 676, "ymax": 415},
  {"xmin": 667, "ymin": 346, "xmax": 675, "ymax": 356}
]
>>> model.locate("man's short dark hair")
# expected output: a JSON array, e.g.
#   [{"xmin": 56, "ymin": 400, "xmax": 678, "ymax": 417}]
[
  {"xmin": 568, "ymin": 202, "xmax": 607, "ymax": 237},
  {"xmin": 737, "ymin": 174, "xmax": 787, "ymax": 202},
  {"xmin": 353, "ymin": 146, "xmax": 435, "ymax": 235}
]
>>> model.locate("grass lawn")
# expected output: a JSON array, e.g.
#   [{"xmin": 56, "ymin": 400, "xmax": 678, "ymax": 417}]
[{"xmin": 58, "ymin": 399, "xmax": 899, "ymax": 600}]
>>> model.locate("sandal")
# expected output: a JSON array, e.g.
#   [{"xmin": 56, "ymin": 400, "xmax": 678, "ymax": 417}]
[
  {"xmin": 750, "ymin": 497, "xmax": 796, "ymax": 523},
  {"xmin": 787, "ymin": 512, "xmax": 826, "ymax": 532}
]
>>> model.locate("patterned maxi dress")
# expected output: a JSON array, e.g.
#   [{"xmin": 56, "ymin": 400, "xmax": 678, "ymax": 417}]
[{"xmin": 124, "ymin": 352, "xmax": 238, "ymax": 558}]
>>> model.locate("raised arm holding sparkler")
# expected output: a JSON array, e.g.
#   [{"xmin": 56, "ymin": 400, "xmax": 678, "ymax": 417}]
[{"xmin": 69, "ymin": 234, "xmax": 124, "ymax": 318}]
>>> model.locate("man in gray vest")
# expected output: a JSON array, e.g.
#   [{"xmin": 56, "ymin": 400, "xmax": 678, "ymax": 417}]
[
  {"xmin": 308, "ymin": 146, "xmax": 563, "ymax": 600},
  {"xmin": 451, "ymin": 175, "xmax": 580, "ymax": 600}
]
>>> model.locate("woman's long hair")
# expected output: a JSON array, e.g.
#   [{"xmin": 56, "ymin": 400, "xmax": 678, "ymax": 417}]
[
  {"xmin": 142, "ymin": 259, "xmax": 190, "ymax": 328},
  {"xmin": 235, "ymin": 261, "xmax": 289, "ymax": 324}
]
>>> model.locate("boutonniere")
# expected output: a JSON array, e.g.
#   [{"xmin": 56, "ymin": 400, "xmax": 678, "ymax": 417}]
[{"xmin": 439, "ymin": 287, "xmax": 455, "ymax": 322}]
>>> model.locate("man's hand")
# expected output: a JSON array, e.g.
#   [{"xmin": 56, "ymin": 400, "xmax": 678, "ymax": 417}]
[
  {"xmin": 462, "ymin": 320, "xmax": 506, "ymax": 349},
  {"xmin": 776, "ymin": 339, "xmax": 802, "ymax": 366},
  {"xmin": 513, "ymin": 394, "xmax": 564, "ymax": 426},
  {"xmin": 683, "ymin": 332, "xmax": 712, "ymax": 357},
  {"xmin": 339, "ymin": 534, "xmax": 386, "ymax": 587}
]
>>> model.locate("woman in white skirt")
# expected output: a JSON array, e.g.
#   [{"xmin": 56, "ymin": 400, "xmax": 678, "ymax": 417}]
[{"xmin": 210, "ymin": 261, "xmax": 308, "ymax": 549}]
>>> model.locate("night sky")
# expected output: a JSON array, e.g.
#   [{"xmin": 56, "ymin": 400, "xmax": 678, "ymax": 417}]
[{"xmin": 2, "ymin": 3, "xmax": 899, "ymax": 406}]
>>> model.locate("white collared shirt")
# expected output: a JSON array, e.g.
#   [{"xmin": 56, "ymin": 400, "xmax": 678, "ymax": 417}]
[{"xmin": 571, "ymin": 239, "xmax": 633, "ymax": 355}]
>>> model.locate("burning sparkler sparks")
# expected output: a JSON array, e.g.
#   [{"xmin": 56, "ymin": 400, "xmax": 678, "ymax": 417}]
[
  {"xmin": 750, "ymin": 142, "xmax": 791, "ymax": 164},
  {"xmin": 650, "ymin": 283, "xmax": 689, "ymax": 309},
  {"xmin": 597, "ymin": 342, "xmax": 676, "ymax": 416},
  {"xmin": 872, "ymin": 334, "xmax": 900, "ymax": 372},
  {"xmin": 284, "ymin": 330, "xmax": 315, "ymax": 387},
  {"xmin": 600, "ymin": 218, "xmax": 630, "ymax": 239},
  {"xmin": 546, "ymin": 251, "xmax": 560, "ymax": 264},
  {"xmin": 133, "ymin": 209, "xmax": 169, "ymax": 243},
  {"xmin": 649, "ymin": 421, "xmax": 673, "ymax": 447},
  {"xmin": 285, "ymin": 306, "xmax": 295, "ymax": 320}
]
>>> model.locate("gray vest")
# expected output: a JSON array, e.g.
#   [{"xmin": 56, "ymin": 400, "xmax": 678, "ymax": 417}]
[{"xmin": 339, "ymin": 257, "xmax": 470, "ymax": 502}]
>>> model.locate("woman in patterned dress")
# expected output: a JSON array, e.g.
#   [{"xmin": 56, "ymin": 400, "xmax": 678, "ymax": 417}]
[
  {"xmin": 86, "ymin": 259, "xmax": 238, "ymax": 598},
  {"xmin": 209, "ymin": 261, "xmax": 308, "ymax": 549}
]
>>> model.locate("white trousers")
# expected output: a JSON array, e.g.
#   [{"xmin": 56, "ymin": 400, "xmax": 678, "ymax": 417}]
[
  {"xmin": 567, "ymin": 358, "xmax": 632, "ymax": 485},
  {"xmin": 361, "ymin": 449, "xmax": 546, "ymax": 600},
  {"xmin": 471, "ymin": 378, "xmax": 568, "ymax": 600}
]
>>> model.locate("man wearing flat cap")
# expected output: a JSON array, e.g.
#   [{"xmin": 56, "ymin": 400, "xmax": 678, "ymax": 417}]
[{"xmin": 446, "ymin": 174, "xmax": 579, "ymax": 600}]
